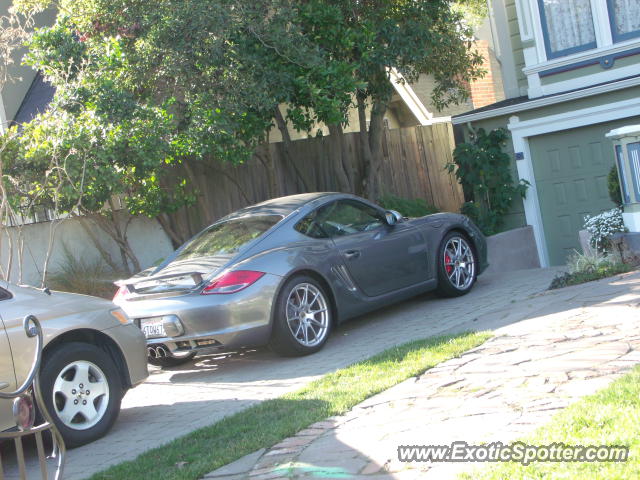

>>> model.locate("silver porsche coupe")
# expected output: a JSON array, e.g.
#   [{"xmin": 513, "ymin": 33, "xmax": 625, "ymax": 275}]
[{"xmin": 114, "ymin": 193, "xmax": 487, "ymax": 366}]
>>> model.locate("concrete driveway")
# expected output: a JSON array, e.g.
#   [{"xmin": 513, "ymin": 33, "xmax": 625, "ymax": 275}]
[{"xmin": 4, "ymin": 268, "xmax": 559, "ymax": 479}]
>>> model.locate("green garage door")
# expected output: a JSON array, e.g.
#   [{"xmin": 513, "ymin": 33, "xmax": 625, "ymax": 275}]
[{"xmin": 530, "ymin": 123, "xmax": 622, "ymax": 266}]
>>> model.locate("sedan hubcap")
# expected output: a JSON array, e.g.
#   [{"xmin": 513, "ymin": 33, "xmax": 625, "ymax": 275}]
[
  {"xmin": 53, "ymin": 361, "xmax": 109, "ymax": 430},
  {"xmin": 444, "ymin": 237, "xmax": 475, "ymax": 290},
  {"xmin": 286, "ymin": 283, "xmax": 329, "ymax": 347}
]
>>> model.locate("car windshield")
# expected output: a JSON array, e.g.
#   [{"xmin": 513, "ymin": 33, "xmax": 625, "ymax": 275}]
[{"xmin": 174, "ymin": 214, "xmax": 283, "ymax": 261}]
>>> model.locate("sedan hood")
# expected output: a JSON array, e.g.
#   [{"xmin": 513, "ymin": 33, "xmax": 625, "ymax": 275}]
[{"xmin": 10, "ymin": 284, "xmax": 116, "ymax": 317}]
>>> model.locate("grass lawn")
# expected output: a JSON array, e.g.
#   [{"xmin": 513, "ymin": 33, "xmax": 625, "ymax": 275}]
[
  {"xmin": 461, "ymin": 365, "xmax": 640, "ymax": 480},
  {"xmin": 90, "ymin": 331, "xmax": 491, "ymax": 480}
]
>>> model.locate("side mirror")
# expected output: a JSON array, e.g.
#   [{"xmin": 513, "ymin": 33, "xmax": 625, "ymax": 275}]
[{"xmin": 384, "ymin": 210, "xmax": 403, "ymax": 226}]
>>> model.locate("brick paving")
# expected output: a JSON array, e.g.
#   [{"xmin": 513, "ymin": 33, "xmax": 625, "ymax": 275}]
[
  {"xmin": 4, "ymin": 268, "xmax": 558, "ymax": 479},
  {"xmin": 203, "ymin": 270, "xmax": 640, "ymax": 480}
]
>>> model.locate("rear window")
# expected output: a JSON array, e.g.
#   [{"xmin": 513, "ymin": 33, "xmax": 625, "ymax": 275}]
[{"xmin": 175, "ymin": 215, "xmax": 283, "ymax": 261}]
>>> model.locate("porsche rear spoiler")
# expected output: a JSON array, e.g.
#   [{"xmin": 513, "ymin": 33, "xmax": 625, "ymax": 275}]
[{"xmin": 115, "ymin": 271, "xmax": 206, "ymax": 294}]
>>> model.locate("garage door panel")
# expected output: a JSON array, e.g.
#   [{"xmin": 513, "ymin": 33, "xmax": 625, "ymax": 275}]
[
  {"xmin": 595, "ymin": 175, "xmax": 609, "ymax": 199},
  {"xmin": 569, "ymin": 146, "xmax": 583, "ymax": 170},
  {"xmin": 589, "ymin": 142, "xmax": 605, "ymax": 166},
  {"xmin": 530, "ymin": 122, "xmax": 629, "ymax": 266},
  {"xmin": 573, "ymin": 179, "xmax": 588, "ymax": 202}
]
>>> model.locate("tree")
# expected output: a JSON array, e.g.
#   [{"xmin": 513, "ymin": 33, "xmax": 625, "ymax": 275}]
[
  {"xmin": 290, "ymin": 0, "xmax": 485, "ymax": 199},
  {"xmin": 16, "ymin": 0, "xmax": 360, "ymax": 244},
  {"xmin": 13, "ymin": 0, "xmax": 485, "ymax": 249}
]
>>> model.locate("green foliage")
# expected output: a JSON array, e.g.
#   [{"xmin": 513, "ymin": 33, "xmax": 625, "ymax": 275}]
[
  {"xmin": 549, "ymin": 250, "xmax": 631, "ymax": 290},
  {"xmin": 377, "ymin": 195, "xmax": 439, "ymax": 218},
  {"xmin": 608, "ymin": 165, "xmax": 623, "ymax": 206},
  {"xmin": 449, "ymin": 128, "xmax": 529, "ymax": 235},
  {"xmin": 47, "ymin": 244, "xmax": 126, "ymax": 298},
  {"xmin": 13, "ymin": 0, "xmax": 485, "ymax": 236}
]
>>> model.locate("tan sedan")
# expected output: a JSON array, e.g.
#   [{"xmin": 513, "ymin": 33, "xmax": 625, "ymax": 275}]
[{"xmin": 1, "ymin": 282, "xmax": 148, "ymax": 447}]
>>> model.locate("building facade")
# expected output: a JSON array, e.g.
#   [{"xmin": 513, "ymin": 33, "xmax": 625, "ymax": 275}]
[{"xmin": 453, "ymin": 0, "xmax": 640, "ymax": 267}]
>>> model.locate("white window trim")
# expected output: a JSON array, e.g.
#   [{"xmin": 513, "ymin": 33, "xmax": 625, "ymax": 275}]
[
  {"xmin": 507, "ymin": 95, "xmax": 640, "ymax": 267},
  {"xmin": 521, "ymin": 0, "xmax": 640, "ymax": 98},
  {"xmin": 523, "ymin": 37, "xmax": 640, "ymax": 76}
]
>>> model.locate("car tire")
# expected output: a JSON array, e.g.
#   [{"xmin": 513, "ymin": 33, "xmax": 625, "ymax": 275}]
[
  {"xmin": 435, "ymin": 231, "xmax": 478, "ymax": 298},
  {"xmin": 40, "ymin": 342, "xmax": 123, "ymax": 448},
  {"xmin": 270, "ymin": 275, "xmax": 332, "ymax": 357},
  {"xmin": 147, "ymin": 351, "xmax": 196, "ymax": 368}
]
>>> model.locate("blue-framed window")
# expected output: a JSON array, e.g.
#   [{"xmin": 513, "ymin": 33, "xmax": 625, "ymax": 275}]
[
  {"xmin": 629, "ymin": 142, "xmax": 640, "ymax": 202},
  {"xmin": 615, "ymin": 145, "xmax": 631, "ymax": 204},
  {"xmin": 607, "ymin": 0, "xmax": 640, "ymax": 43},
  {"xmin": 537, "ymin": 0, "xmax": 597, "ymax": 59}
]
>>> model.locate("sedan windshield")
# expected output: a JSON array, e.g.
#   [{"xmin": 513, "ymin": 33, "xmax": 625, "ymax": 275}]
[{"xmin": 175, "ymin": 215, "xmax": 283, "ymax": 261}]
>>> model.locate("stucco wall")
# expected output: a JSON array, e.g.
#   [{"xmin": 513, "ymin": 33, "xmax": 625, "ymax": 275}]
[{"xmin": 0, "ymin": 214, "xmax": 174, "ymax": 286}]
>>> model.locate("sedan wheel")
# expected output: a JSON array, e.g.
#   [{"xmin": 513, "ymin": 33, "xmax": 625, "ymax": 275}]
[
  {"xmin": 436, "ymin": 232, "xmax": 477, "ymax": 297},
  {"xmin": 270, "ymin": 276, "xmax": 332, "ymax": 356},
  {"xmin": 52, "ymin": 361, "xmax": 110, "ymax": 430},
  {"xmin": 41, "ymin": 342, "xmax": 123, "ymax": 448}
]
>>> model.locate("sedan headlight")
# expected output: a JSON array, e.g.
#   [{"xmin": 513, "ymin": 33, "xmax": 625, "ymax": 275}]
[{"xmin": 110, "ymin": 308, "xmax": 132, "ymax": 325}]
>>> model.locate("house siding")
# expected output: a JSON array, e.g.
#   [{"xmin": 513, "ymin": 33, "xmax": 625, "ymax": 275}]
[
  {"xmin": 506, "ymin": 0, "xmax": 527, "ymax": 93},
  {"xmin": 539, "ymin": 53, "xmax": 640, "ymax": 86},
  {"xmin": 462, "ymin": 85, "xmax": 640, "ymax": 264}
]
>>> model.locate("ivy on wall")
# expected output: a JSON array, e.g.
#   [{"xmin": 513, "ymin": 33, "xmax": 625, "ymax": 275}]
[{"xmin": 447, "ymin": 128, "xmax": 529, "ymax": 236}]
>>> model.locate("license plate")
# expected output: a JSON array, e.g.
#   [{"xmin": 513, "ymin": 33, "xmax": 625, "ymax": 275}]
[{"xmin": 141, "ymin": 319, "xmax": 166, "ymax": 338}]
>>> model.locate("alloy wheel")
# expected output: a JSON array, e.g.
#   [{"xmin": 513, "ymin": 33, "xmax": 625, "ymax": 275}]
[
  {"xmin": 443, "ymin": 236, "xmax": 475, "ymax": 290},
  {"xmin": 286, "ymin": 283, "xmax": 329, "ymax": 347}
]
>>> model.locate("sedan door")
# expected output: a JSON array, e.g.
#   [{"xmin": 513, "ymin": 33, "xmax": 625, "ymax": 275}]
[
  {"xmin": 316, "ymin": 200, "xmax": 429, "ymax": 297},
  {"xmin": 0, "ymin": 287, "xmax": 17, "ymax": 431}
]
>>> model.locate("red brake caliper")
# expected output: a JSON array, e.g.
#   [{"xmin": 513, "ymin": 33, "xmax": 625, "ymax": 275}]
[{"xmin": 445, "ymin": 253, "xmax": 453, "ymax": 274}]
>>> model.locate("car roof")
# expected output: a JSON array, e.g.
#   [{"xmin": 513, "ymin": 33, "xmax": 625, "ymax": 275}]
[{"xmin": 224, "ymin": 192, "xmax": 341, "ymax": 219}]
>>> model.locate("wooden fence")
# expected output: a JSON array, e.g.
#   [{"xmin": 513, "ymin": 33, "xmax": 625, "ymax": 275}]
[{"xmin": 165, "ymin": 122, "xmax": 464, "ymax": 240}]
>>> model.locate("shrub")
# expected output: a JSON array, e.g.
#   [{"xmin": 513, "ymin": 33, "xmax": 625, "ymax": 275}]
[
  {"xmin": 47, "ymin": 245, "xmax": 126, "ymax": 299},
  {"xmin": 549, "ymin": 250, "xmax": 631, "ymax": 290},
  {"xmin": 377, "ymin": 195, "xmax": 439, "ymax": 217},
  {"xmin": 448, "ymin": 128, "xmax": 529, "ymax": 236},
  {"xmin": 583, "ymin": 207, "xmax": 626, "ymax": 252},
  {"xmin": 608, "ymin": 165, "xmax": 623, "ymax": 206}
]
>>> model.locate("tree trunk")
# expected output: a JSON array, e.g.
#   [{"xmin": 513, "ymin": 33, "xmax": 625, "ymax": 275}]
[
  {"xmin": 255, "ymin": 144, "xmax": 280, "ymax": 198},
  {"xmin": 273, "ymin": 107, "xmax": 311, "ymax": 192},
  {"xmin": 157, "ymin": 212, "xmax": 184, "ymax": 249},
  {"xmin": 366, "ymin": 99, "xmax": 387, "ymax": 201},
  {"xmin": 357, "ymin": 92, "xmax": 387, "ymax": 200},
  {"xmin": 82, "ymin": 209, "xmax": 142, "ymax": 275},
  {"xmin": 327, "ymin": 123, "xmax": 353, "ymax": 193},
  {"xmin": 77, "ymin": 216, "xmax": 124, "ymax": 273}
]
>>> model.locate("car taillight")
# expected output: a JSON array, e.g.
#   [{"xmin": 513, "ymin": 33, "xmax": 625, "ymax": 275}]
[
  {"xmin": 113, "ymin": 286, "xmax": 129, "ymax": 301},
  {"xmin": 201, "ymin": 270, "xmax": 265, "ymax": 295}
]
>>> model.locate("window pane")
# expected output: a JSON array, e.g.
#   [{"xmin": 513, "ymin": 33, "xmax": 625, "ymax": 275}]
[
  {"xmin": 615, "ymin": 145, "xmax": 631, "ymax": 204},
  {"xmin": 608, "ymin": 0, "xmax": 640, "ymax": 42},
  {"xmin": 175, "ymin": 215, "xmax": 282, "ymax": 260},
  {"xmin": 316, "ymin": 201, "xmax": 384, "ymax": 237},
  {"xmin": 628, "ymin": 142, "xmax": 640, "ymax": 202},
  {"xmin": 295, "ymin": 210, "xmax": 329, "ymax": 239},
  {"xmin": 539, "ymin": 0, "xmax": 596, "ymax": 58}
]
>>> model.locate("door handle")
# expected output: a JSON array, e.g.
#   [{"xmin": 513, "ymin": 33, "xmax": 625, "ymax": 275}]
[
  {"xmin": 344, "ymin": 250, "xmax": 360, "ymax": 260},
  {"xmin": 0, "ymin": 381, "xmax": 8, "ymax": 390}
]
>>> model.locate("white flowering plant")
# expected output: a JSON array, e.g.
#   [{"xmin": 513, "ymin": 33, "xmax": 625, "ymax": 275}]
[{"xmin": 583, "ymin": 207, "xmax": 627, "ymax": 252}]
